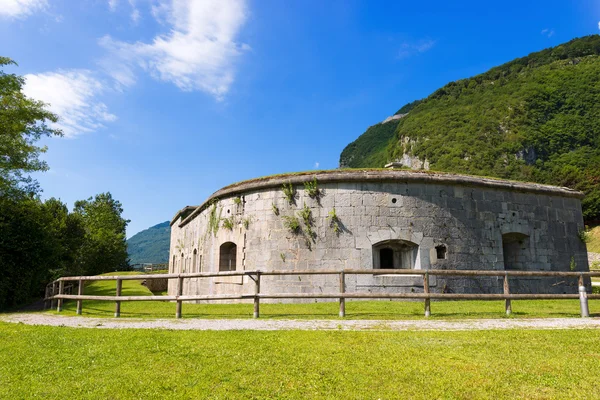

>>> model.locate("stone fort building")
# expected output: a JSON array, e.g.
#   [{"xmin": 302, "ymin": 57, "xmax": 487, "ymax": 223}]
[{"xmin": 168, "ymin": 170, "xmax": 589, "ymax": 300}]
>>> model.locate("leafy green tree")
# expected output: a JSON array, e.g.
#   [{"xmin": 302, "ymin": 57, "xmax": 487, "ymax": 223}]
[
  {"xmin": 74, "ymin": 193, "xmax": 130, "ymax": 275},
  {"xmin": 0, "ymin": 195, "xmax": 61, "ymax": 309},
  {"xmin": 0, "ymin": 59, "xmax": 130, "ymax": 309},
  {"xmin": 0, "ymin": 57, "xmax": 61, "ymax": 196},
  {"xmin": 41, "ymin": 198, "xmax": 86, "ymax": 277},
  {"xmin": 0, "ymin": 57, "xmax": 64, "ymax": 309}
]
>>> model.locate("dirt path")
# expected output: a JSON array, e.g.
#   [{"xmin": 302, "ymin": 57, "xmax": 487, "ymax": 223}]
[{"xmin": 2, "ymin": 313, "xmax": 600, "ymax": 331}]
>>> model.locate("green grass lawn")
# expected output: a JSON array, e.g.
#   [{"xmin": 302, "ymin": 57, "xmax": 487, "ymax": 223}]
[
  {"xmin": 586, "ymin": 224, "xmax": 600, "ymax": 253},
  {"xmin": 0, "ymin": 322, "xmax": 598, "ymax": 399},
  {"xmin": 37, "ymin": 272, "xmax": 600, "ymax": 320}
]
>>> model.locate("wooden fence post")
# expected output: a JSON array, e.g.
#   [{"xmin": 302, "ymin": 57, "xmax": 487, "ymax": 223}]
[
  {"xmin": 254, "ymin": 272, "xmax": 261, "ymax": 319},
  {"xmin": 423, "ymin": 272, "xmax": 431, "ymax": 317},
  {"xmin": 57, "ymin": 280, "xmax": 64, "ymax": 312},
  {"xmin": 44, "ymin": 285, "xmax": 50, "ymax": 310},
  {"xmin": 115, "ymin": 279, "xmax": 122, "ymax": 318},
  {"xmin": 339, "ymin": 271, "xmax": 346, "ymax": 318},
  {"xmin": 504, "ymin": 273, "xmax": 512, "ymax": 316},
  {"xmin": 51, "ymin": 281, "xmax": 57, "ymax": 310},
  {"xmin": 76, "ymin": 279, "xmax": 84, "ymax": 315},
  {"xmin": 176, "ymin": 276, "xmax": 183, "ymax": 319},
  {"xmin": 579, "ymin": 274, "xmax": 589, "ymax": 318}
]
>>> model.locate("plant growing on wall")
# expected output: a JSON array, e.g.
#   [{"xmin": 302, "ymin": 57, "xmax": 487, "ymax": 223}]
[
  {"xmin": 207, "ymin": 199, "xmax": 222, "ymax": 237},
  {"xmin": 299, "ymin": 202, "xmax": 314, "ymax": 237},
  {"xmin": 234, "ymin": 196, "xmax": 242, "ymax": 205},
  {"xmin": 577, "ymin": 228, "xmax": 590, "ymax": 243},
  {"xmin": 304, "ymin": 177, "xmax": 320, "ymax": 199},
  {"xmin": 280, "ymin": 253, "xmax": 286, "ymax": 263},
  {"xmin": 282, "ymin": 181, "xmax": 296, "ymax": 205},
  {"xmin": 222, "ymin": 216, "xmax": 235, "ymax": 231},
  {"xmin": 272, "ymin": 203, "xmax": 280, "ymax": 216},
  {"xmin": 298, "ymin": 202, "xmax": 312, "ymax": 225},
  {"xmin": 243, "ymin": 216, "xmax": 252, "ymax": 229},
  {"xmin": 298, "ymin": 203, "xmax": 316, "ymax": 249},
  {"xmin": 282, "ymin": 215, "xmax": 300, "ymax": 233},
  {"xmin": 326, "ymin": 207, "xmax": 341, "ymax": 235}
]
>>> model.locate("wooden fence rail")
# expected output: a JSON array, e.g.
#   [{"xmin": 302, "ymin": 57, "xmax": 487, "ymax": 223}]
[{"xmin": 45, "ymin": 269, "xmax": 600, "ymax": 319}]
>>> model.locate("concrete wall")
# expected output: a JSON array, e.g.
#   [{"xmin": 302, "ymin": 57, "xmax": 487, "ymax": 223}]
[{"xmin": 169, "ymin": 171, "xmax": 589, "ymax": 301}]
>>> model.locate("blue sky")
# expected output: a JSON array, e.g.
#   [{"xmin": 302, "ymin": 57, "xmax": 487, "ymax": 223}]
[{"xmin": 1, "ymin": 0, "xmax": 599, "ymax": 237}]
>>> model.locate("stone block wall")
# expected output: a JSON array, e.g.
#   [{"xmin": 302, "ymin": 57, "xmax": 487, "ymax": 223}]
[{"xmin": 168, "ymin": 171, "xmax": 589, "ymax": 301}]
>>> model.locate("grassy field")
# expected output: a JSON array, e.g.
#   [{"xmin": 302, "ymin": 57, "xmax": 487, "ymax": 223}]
[
  {"xmin": 0, "ymin": 321, "xmax": 599, "ymax": 399},
  {"xmin": 40, "ymin": 272, "xmax": 600, "ymax": 320},
  {"xmin": 587, "ymin": 224, "xmax": 600, "ymax": 254}
]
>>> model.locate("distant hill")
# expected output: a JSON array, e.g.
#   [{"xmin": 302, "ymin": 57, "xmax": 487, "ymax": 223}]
[
  {"xmin": 127, "ymin": 221, "xmax": 170, "ymax": 264},
  {"xmin": 340, "ymin": 35, "xmax": 600, "ymax": 221}
]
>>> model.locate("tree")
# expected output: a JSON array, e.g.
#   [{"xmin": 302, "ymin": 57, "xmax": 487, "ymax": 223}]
[
  {"xmin": 0, "ymin": 57, "xmax": 61, "ymax": 196},
  {"xmin": 0, "ymin": 59, "xmax": 131, "ymax": 309},
  {"xmin": 74, "ymin": 193, "xmax": 130, "ymax": 275},
  {"xmin": 41, "ymin": 198, "xmax": 86, "ymax": 277},
  {"xmin": 0, "ymin": 57, "xmax": 64, "ymax": 309},
  {"xmin": 0, "ymin": 196, "xmax": 57, "ymax": 309}
]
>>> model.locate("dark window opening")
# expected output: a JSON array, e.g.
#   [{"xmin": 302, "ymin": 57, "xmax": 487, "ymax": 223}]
[
  {"xmin": 372, "ymin": 240, "xmax": 418, "ymax": 270},
  {"xmin": 380, "ymin": 248, "xmax": 394, "ymax": 269},
  {"xmin": 193, "ymin": 249, "xmax": 197, "ymax": 273},
  {"xmin": 502, "ymin": 233, "xmax": 530, "ymax": 270},
  {"xmin": 219, "ymin": 242, "xmax": 237, "ymax": 271},
  {"xmin": 435, "ymin": 245, "xmax": 447, "ymax": 260},
  {"xmin": 391, "ymin": 198, "xmax": 397, "ymax": 204}
]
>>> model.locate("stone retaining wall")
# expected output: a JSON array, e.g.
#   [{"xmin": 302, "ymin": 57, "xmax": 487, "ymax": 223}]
[{"xmin": 144, "ymin": 278, "xmax": 168, "ymax": 293}]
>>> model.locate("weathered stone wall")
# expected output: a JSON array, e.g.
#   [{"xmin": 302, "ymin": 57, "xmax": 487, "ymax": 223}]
[
  {"xmin": 168, "ymin": 171, "xmax": 589, "ymax": 301},
  {"xmin": 144, "ymin": 278, "xmax": 168, "ymax": 293}
]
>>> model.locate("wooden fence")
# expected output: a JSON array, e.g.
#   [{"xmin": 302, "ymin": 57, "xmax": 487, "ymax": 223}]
[{"xmin": 44, "ymin": 269, "xmax": 600, "ymax": 319}]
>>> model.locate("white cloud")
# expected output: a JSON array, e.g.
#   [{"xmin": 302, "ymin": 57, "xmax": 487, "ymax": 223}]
[
  {"xmin": 415, "ymin": 39, "xmax": 436, "ymax": 53},
  {"xmin": 397, "ymin": 39, "xmax": 436, "ymax": 60},
  {"xmin": 100, "ymin": 0, "xmax": 249, "ymax": 99},
  {"xmin": 108, "ymin": 0, "xmax": 118, "ymax": 11},
  {"xmin": 598, "ymin": 21, "xmax": 600, "ymax": 30},
  {"xmin": 108, "ymin": 0, "xmax": 140, "ymax": 24},
  {"xmin": 131, "ymin": 8, "xmax": 140, "ymax": 24},
  {"xmin": 0, "ymin": 0, "xmax": 47, "ymax": 18},
  {"xmin": 128, "ymin": 0, "xmax": 140, "ymax": 24},
  {"xmin": 314, "ymin": 162, "xmax": 320, "ymax": 169},
  {"xmin": 23, "ymin": 70, "xmax": 117, "ymax": 138},
  {"xmin": 541, "ymin": 28, "xmax": 555, "ymax": 38}
]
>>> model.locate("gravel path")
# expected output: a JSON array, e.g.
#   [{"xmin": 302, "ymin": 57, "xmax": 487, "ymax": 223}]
[{"xmin": 2, "ymin": 313, "xmax": 600, "ymax": 331}]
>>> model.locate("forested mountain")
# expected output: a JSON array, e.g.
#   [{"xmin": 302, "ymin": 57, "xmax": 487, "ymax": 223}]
[
  {"xmin": 339, "ymin": 35, "xmax": 600, "ymax": 221},
  {"xmin": 127, "ymin": 221, "xmax": 170, "ymax": 264}
]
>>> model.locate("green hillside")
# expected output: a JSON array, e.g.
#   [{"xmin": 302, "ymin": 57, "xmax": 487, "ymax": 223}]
[
  {"xmin": 126, "ymin": 221, "xmax": 170, "ymax": 264},
  {"xmin": 340, "ymin": 100, "xmax": 421, "ymax": 168},
  {"xmin": 339, "ymin": 119, "xmax": 401, "ymax": 168},
  {"xmin": 340, "ymin": 35, "xmax": 600, "ymax": 221}
]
